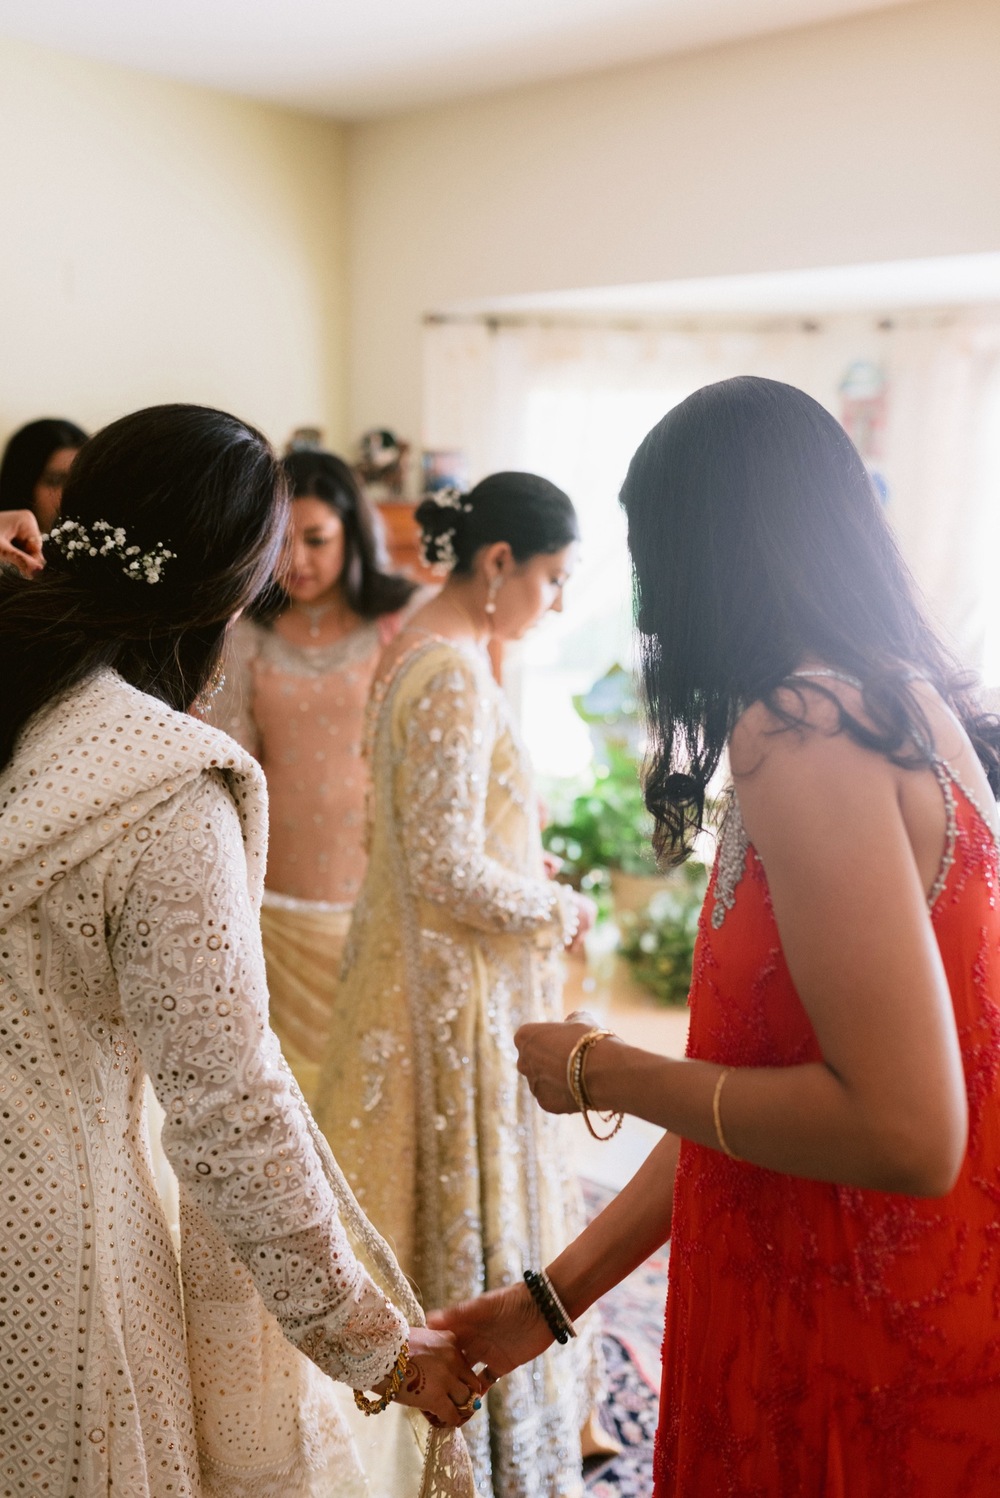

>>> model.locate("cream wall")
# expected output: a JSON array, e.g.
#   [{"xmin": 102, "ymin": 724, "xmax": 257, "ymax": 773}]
[
  {"xmin": 344, "ymin": 0, "xmax": 1000, "ymax": 443},
  {"xmin": 0, "ymin": 35, "xmax": 347, "ymax": 454}
]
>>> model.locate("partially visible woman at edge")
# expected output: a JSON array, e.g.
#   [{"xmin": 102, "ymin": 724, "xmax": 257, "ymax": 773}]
[
  {"xmin": 0, "ymin": 505, "xmax": 44, "ymax": 574},
  {"xmin": 0, "ymin": 415, "xmax": 87, "ymax": 529},
  {"xmin": 313, "ymin": 473, "xmax": 609, "ymax": 1498},
  {"xmin": 213, "ymin": 447, "xmax": 418, "ymax": 1102},
  {"xmin": 433, "ymin": 377, "xmax": 1000, "ymax": 1497},
  {"xmin": 0, "ymin": 405, "xmax": 482, "ymax": 1498}
]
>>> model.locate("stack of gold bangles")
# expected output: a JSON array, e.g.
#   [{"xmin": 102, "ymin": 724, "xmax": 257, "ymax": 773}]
[
  {"xmin": 354, "ymin": 1339, "xmax": 410, "ymax": 1416},
  {"xmin": 567, "ymin": 1026, "xmax": 625, "ymax": 1141}
]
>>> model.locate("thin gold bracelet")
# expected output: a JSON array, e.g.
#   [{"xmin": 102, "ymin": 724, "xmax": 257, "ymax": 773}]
[
  {"xmin": 567, "ymin": 1027, "xmax": 624, "ymax": 1142},
  {"xmin": 712, "ymin": 1068, "xmax": 742, "ymax": 1161}
]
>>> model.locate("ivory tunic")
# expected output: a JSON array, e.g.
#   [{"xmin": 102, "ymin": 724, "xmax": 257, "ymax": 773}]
[{"xmin": 0, "ymin": 671, "xmax": 460, "ymax": 1497}]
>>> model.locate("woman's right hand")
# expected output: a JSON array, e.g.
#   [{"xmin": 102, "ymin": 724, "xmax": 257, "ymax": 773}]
[
  {"xmin": 567, "ymin": 893, "xmax": 597, "ymax": 953},
  {"xmin": 427, "ymin": 1282, "xmax": 552, "ymax": 1385},
  {"xmin": 388, "ymin": 1326, "xmax": 487, "ymax": 1426}
]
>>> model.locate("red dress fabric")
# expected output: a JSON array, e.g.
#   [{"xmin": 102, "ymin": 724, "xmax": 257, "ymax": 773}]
[{"xmin": 655, "ymin": 782, "xmax": 1000, "ymax": 1497}]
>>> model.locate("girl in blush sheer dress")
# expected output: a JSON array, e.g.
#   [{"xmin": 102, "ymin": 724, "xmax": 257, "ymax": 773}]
[
  {"xmin": 433, "ymin": 378, "xmax": 1000, "ymax": 1497},
  {"xmin": 0, "ymin": 415, "xmax": 87, "ymax": 530},
  {"xmin": 214, "ymin": 449, "xmax": 418, "ymax": 1103},
  {"xmin": 0, "ymin": 407, "xmax": 481, "ymax": 1498},
  {"xmin": 313, "ymin": 474, "xmax": 607, "ymax": 1498}
]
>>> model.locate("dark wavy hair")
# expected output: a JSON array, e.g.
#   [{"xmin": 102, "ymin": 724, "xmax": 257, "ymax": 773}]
[
  {"xmin": 257, "ymin": 448, "xmax": 417, "ymax": 620},
  {"xmin": 620, "ymin": 375, "xmax": 1000, "ymax": 864},
  {"xmin": 0, "ymin": 404, "xmax": 288, "ymax": 773},
  {"xmin": 0, "ymin": 417, "xmax": 89, "ymax": 517},
  {"xmin": 415, "ymin": 471, "xmax": 579, "ymax": 573}
]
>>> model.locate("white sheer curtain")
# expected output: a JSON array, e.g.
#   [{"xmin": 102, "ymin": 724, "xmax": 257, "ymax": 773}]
[{"xmin": 423, "ymin": 311, "xmax": 1000, "ymax": 774}]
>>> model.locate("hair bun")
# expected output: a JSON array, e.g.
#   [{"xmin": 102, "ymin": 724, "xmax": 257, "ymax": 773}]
[{"xmin": 415, "ymin": 486, "xmax": 471, "ymax": 573}]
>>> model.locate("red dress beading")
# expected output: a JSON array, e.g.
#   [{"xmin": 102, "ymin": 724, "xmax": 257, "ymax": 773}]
[{"xmin": 655, "ymin": 776, "xmax": 1000, "ymax": 1497}]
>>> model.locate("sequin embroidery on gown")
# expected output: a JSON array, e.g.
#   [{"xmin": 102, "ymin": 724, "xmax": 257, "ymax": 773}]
[
  {"xmin": 314, "ymin": 638, "xmax": 602, "ymax": 1498},
  {"xmin": 216, "ymin": 616, "xmax": 398, "ymax": 1102},
  {"xmin": 655, "ymin": 775, "xmax": 1000, "ymax": 1497}
]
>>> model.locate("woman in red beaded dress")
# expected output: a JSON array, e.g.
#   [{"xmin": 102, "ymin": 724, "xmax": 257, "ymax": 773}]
[{"xmin": 434, "ymin": 376, "xmax": 1000, "ymax": 1496}]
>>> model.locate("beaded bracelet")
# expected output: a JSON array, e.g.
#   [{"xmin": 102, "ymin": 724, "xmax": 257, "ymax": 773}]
[
  {"xmin": 354, "ymin": 1339, "xmax": 410, "ymax": 1416},
  {"xmin": 523, "ymin": 1268, "xmax": 576, "ymax": 1344},
  {"xmin": 566, "ymin": 1027, "xmax": 625, "ymax": 1142}
]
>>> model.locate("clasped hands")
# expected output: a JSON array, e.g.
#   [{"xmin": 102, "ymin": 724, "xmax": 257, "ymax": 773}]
[{"xmin": 374, "ymin": 1325, "xmax": 487, "ymax": 1427}]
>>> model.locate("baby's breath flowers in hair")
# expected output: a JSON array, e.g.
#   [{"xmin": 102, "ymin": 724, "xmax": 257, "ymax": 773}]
[
  {"xmin": 46, "ymin": 518, "xmax": 176, "ymax": 584},
  {"xmin": 417, "ymin": 485, "xmax": 473, "ymax": 575}
]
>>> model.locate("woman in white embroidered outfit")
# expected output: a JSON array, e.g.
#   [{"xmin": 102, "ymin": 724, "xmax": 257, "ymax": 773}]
[
  {"xmin": 0, "ymin": 406, "xmax": 481, "ymax": 1498},
  {"xmin": 214, "ymin": 449, "xmax": 418, "ymax": 1104},
  {"xmin": 313, "ymin": 474, "xmax": 605, "ymax": 1498}
]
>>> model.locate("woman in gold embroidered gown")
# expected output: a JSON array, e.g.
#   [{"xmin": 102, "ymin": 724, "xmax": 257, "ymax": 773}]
[
  {"xmin": 314, "ymin": 473, "xmax": 604, "ymax": 1498},
  {"xmin": 216, "ymin": 448, "xmax": 418, "ymax": 1103}
]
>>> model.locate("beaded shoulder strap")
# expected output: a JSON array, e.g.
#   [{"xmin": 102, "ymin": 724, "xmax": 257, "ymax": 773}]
[{"xmin": 786, "ymin": 667, "xmax": 1000, "ymax": 889}]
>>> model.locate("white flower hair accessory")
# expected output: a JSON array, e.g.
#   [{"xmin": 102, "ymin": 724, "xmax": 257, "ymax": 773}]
[
  {"xmin": 46, "ymin": 518, "xmax": 176, "ymax": 584},
  {"xmin": 426, "ymin": 485, "xmax": 472, "ymax": 514},
  {"xmin": 418, "ymin": 485, "xmax": 473, "ymax": 575},
  {"xmin": 419, "ymin": 526, "xmax": 458, "ymax": 575}
]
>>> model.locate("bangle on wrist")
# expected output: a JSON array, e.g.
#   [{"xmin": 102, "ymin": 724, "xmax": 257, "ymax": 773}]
[
  {"xmin": 523, "ymin": 1268, "xmax": 577, "ymax": 1344},
  {"xmin": 712, "ymin": 1068, "xmax": 742, "ymax": 1161},
  {"xmin": 354, "ymin": 1338, "xmax": 410, "ymax": 1415},
  {"xmin": 566, "ymin": 1027, "xmax": 624, "ymax": 1142}
]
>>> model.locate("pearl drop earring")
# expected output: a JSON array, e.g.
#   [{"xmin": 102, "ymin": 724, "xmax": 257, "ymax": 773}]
[{"xmin": 485, "ymin": 576, "xmax": 502, "ymax": 616}]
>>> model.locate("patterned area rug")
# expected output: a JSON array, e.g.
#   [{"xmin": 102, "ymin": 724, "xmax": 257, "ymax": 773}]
[{"xmin": 582, "ymin": 1180, "xmax": 669, "ymax": 1495}]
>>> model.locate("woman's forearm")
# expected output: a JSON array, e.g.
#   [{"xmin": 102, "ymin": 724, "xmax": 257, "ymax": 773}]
[
  {"xmin": 547, "ymin": 1131, "xmax": 678, "ymax": 1320},
  {"xmin": 582, "ymin": 1040, "xmax": 956, "ymax": 1196}
]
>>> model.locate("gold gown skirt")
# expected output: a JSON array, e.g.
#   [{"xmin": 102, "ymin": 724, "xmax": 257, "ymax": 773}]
[{"xmin": 260, "ymin": 891, "xmax": 353, "ymax": 1107}]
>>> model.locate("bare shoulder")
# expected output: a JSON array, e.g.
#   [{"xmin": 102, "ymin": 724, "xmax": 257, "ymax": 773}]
[
  {"xmin": 730, "ymin": 678, "xmax": 902, "ymax": 856},
  {"xmin": 729, "ymin": 678, "xmax": 866, "ymax": 781}
]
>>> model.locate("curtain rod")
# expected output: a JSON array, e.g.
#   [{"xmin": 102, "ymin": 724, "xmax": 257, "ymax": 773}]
[{"xmin": 422, "ymin": 307, "xmax": 980, "ymax": 335}]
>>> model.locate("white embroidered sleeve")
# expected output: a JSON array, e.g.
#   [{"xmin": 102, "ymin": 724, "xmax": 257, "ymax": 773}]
[
  {"xmin": 110, "ymin": 771, "xmax": 407, "ymax": 1391},
  {"xmin": 395, "ymin": 658, "xmax": 576, "ymax": 938}
]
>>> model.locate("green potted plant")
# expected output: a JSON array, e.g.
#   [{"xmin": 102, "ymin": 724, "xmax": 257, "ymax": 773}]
[
  {"xmin": 617, "ymin": 862, "xmax": 710, "ymax": 1006},
  {"xmin": 542, "ymin": 663, "xmax": 711, "ymax": 1007}
]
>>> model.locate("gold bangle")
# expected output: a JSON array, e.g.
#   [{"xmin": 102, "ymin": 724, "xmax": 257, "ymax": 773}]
[
  {"xmin": 354, "ymin": 1339, "xmax": 410, "ymax": 1416},
  {"xmin": 712, "ymin": 1068, "xmax": 741, "ymax": 1161},
  {"xmin": 566, "ymin": 1027, "xmax": 624, "ymax": 1142}
]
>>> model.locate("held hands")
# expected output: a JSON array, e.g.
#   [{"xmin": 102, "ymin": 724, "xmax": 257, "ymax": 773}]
[
  {"xmin": 427, "ymin": 1281, "xmax": 553, "ymax": 1385},
  {"xmin": 0, "ymin": 509, "xmax": 45, "ymax": 577},
  {"xmin": 384, "ymin": 1326, "xmax": 486, "ymax": 1427}
]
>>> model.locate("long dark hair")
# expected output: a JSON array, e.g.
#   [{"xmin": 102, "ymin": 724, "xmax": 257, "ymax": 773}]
[
  {"xmin": 260, "ymin": 448, "xmax": 417, "ymax": 620},
  {"xmin": 620, "ymin": 375, "xmax": 1000, "ymax": 863},
  {"xmin": 0, "ymin": 418, "xmax": 89, "ymax": 517},
  {"xmin": 415, "ymin": 471, "xmax": 579, "ymax": 572},
  {"xmin": 0, "ymin": 404, "xmax": 288, "ymax": 773}
]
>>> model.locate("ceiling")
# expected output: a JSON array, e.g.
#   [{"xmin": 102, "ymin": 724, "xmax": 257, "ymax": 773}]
[
  {"xmin": 0, "ymin": 0, "xmax": 920, "ymax": 120},
  {"xmin": 441, "ymin": 255, "xmax": 1000, "ymax": 323}
]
